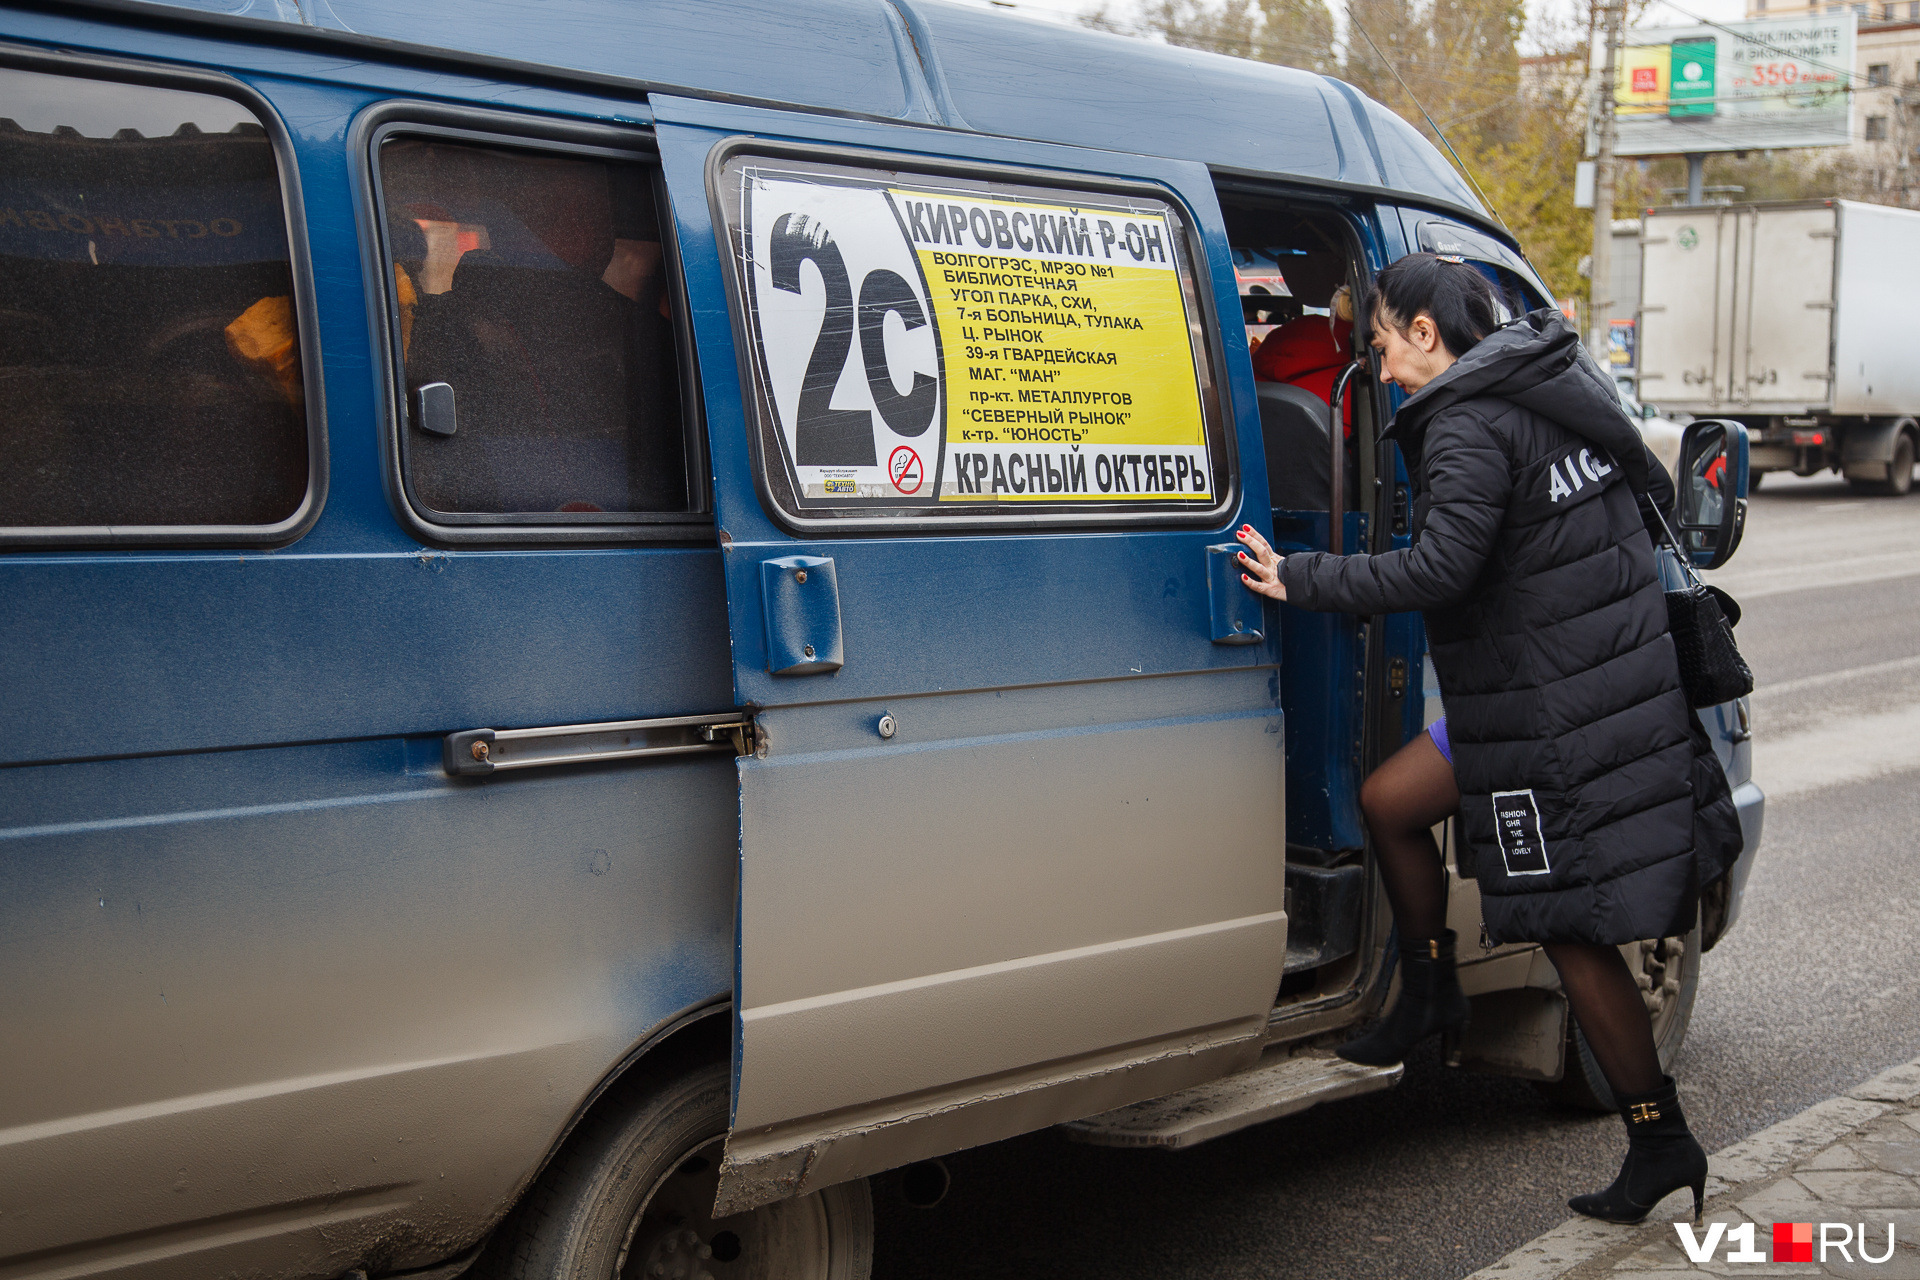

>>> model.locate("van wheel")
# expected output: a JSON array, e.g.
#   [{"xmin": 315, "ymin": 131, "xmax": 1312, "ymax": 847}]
[
  {"xmin": 1852, "ymin": 433, "xmax": 1916, "ymax": 497},
  {"xmin": 1891, "ymin": 434, "xmax": 1916, "ymax": 496},
  {"xmin": 478, "ymin": 1060, "xmax": 873, "ymax": 1280},
  {"xmin": 1533, "ymin": 922, "xmax": 1701, "ymax": 1112}
]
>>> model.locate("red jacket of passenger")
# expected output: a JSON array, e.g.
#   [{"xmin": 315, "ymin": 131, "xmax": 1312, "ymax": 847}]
[{"xmin": 1253, "ymin": 316, "xmax": 1355, "ymax": 433}]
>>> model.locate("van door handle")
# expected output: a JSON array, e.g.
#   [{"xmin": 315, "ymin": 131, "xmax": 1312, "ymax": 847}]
[
  {"xmin": 761, "ymin": 555, "xmax": 845, "ymax": 676},
  {"xmin": 1206, "ymin": 544, "xmax": 1264, "ymax": 645},
  {"xmin": 444, "ymin": 713, "xmax": 751, "ymax": 776}
]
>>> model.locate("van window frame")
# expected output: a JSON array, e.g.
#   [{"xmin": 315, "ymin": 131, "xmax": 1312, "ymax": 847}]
[
  {"xmin": 352, "ymin": 101, "xmax": 712, "ymax": 546},
  {"xmin": 1407, "ymin": 214, "xmax": 1556, "ymax": 314},
  {"xmin": 0, "ymin": 45, "xmax": 328, "ymax": 551},
  {"xmin": 704, "ymin": 137, "xmax": 1242, "ymax": 536}
]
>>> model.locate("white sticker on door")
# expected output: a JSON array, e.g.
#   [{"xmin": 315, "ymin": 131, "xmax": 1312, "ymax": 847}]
[{"xmin": 724, "ymin": 156, "xmax": 1218, "ymax": 515}]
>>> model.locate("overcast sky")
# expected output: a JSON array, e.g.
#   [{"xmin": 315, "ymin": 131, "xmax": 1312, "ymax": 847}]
[{"xmin": 943, "ymin": 0, "xmax": 1754, "ymax": 56}]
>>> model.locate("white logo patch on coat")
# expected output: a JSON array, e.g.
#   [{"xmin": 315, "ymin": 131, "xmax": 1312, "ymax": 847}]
[
  {"xmin": 1491, "ymin": 789, "xmax": 1551, "ymax": 876},
  {"xmin": 1546, "ymin": 448, "xmax": 1615, "ymax": 503}
]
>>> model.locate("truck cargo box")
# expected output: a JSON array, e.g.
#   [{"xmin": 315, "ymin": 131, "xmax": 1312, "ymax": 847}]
[{"xmin": 1638, "ymin": 200, "xmax": 1920, "ymax": 418}]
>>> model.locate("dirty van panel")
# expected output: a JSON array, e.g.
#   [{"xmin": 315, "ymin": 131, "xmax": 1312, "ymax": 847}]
[
  {"xmin": 654, "ymin": 103, "xmax": 1288, "ymax": 1212},
  {"xmin": 0, "ymin": 60, "xmax": 736, "ymax": 1280},
  {"xmin": 0, "ymin": 744, "xmax": 738, "ymax": 1278}
]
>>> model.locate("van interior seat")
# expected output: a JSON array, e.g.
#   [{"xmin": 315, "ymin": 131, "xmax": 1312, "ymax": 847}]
[{"xmin": 1257, "ymin": 379, "xmax": 1335, "ymax": 512}]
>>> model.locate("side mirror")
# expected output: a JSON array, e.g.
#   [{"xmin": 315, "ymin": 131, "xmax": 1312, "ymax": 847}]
[
  {"xmin": 1676, "ymin": 418, "xmax": 1749, "ymax": 570},
  {"xmin": 1642, "ymin": 402, "xmax": 1658, "ymax": 421}
]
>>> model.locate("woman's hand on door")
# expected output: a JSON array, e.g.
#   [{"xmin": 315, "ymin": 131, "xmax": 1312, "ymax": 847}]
[{"xmin": 1235, "ymin": 525, "xmax": 1286, "ymax": 601}]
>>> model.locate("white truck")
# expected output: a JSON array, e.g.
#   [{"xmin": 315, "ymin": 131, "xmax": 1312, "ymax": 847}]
[{"xmin": 1638, "ymin": 199, "xmax": 1920, "ymax": 494}]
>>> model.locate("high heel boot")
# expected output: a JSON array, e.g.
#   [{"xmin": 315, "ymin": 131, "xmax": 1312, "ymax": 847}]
[
  {"xmin": 1336, "ymin": 930, "xmax": 1471, "ymax": 1067},
  {"xmin": 1569, "ymin": 1076, "xmax": 1709, "ymax": 1224}
]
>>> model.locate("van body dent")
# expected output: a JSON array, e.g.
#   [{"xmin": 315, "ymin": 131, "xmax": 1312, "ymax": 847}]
[{"xmin": 0, "ymin": 2, "xmax": 1764, "ymax": 1276}]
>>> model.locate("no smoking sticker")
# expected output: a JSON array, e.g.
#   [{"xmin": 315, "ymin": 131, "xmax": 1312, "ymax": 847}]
[{"xmin": 889, "ymin": 445, "xmax": 923, "ymax": 494}]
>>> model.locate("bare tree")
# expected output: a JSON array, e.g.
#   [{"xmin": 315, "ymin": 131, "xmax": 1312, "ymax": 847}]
[
  {"xmin": 1082, "ymin": 0, "xmax": 1589, "ymax": 297},
  {"xmin": 1083, "ymin": 0, "xmax": 1334, "ymax": 74},
  {"xmin": 1085, "ymin": 0, "xmax": 1260, "ymax": 57},
  {"xmin": 1256, "ymin": 0, "xmax": 1337, "ymax": 75}
]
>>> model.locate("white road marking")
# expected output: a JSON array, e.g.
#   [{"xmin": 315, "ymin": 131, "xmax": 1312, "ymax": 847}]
[
  {"xmin": 1753, "ymin": 652, "xmax": 1920, "ymax": 699},
  {"xmin": 1751, "ymin": 699, "xmax": 1920, "ymax": 799},
  {"xmin": 1708, "ymin": 550, "xmax": 1920, "ymax": 600},
  {"xmin": 1663, "ymin": 477, "xmax": 1920, "ymax": 799}
]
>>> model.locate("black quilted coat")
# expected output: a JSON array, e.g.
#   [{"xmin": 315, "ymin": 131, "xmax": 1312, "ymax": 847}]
[{"xmin": 1278, "ymin": 310, "xmax": 1742, "ymax": 945}]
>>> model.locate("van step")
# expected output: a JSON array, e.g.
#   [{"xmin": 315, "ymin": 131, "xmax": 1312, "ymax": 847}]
[{"xmin": 1058, "ymin": 1051, "xmax": 1403, "ymax": 1149}]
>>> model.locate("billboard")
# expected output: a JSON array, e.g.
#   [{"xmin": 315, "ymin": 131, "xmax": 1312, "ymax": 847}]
[{"xmin": 1602, "ymin": 14, "xmax": 1855, "ymax": 156}]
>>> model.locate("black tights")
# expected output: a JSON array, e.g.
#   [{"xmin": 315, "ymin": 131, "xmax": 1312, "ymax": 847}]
[{"xmin": 1359, "ymin": 731, "xmax": 1662, "ymax": 1097}]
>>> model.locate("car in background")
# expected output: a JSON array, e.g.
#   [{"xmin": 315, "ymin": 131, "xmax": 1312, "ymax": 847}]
[{"xmin": 1618, "ymin": 379, "xmax": 1684, "ymax": 484}]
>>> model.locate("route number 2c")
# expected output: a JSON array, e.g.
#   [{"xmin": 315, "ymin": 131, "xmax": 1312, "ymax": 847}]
[{"xmin": 769, "ymin": 212, "xmax": 938, "ymax": 466}]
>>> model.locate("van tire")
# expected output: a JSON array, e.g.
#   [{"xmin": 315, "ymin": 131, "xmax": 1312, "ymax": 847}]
[
  {"xmin": 476, "ymin": 1060, "xmax": 873, "ymax": 1280},
  {"xmin": 1852, "ymin": 432, "xmax": 1916, "ymax": 497},
  {"xmin": 1892, "ymin": 433, "xmax": 1916, "ymax": 496},
  {"xmin": 1533, "ymin": 922, "xmax": 1701, "ymax": 1112}
]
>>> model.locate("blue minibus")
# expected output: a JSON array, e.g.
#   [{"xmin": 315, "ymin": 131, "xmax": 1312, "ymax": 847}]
[{"xmin": 0, "ymin": 2, "xmax": 1763, "ymax": 1276}]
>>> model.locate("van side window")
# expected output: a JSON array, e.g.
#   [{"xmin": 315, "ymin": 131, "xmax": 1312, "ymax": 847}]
[
  {"xmin": 0, "ymin": 67, "xmax": 309, "ymax": 533},
  {"xmin": 377, "ymin": 138, "xmax": 689, "ymax": 518}
]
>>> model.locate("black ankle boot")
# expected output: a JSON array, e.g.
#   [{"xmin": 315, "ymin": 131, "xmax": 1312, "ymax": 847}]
[
  {"xmin": 1336, "ymin": 930, "xmax": 1471, "ymax": 1067},
  {"xmin": 1569, "ymin": 1076, "xmax": 1709, "ymax": 1224}
]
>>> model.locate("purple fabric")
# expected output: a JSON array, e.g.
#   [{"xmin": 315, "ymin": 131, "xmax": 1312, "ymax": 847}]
[{"xmin": 1427, "ymin": 716, "xmax": 1452, "ymax": 764}]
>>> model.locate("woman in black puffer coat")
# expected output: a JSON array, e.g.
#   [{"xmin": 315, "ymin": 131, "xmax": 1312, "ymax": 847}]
[{"xmin": 1237, "ymin": 254, "xmax": 1742, "ymax": 1226}]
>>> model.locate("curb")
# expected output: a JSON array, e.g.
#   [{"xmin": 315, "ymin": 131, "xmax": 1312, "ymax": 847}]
[{"xmin": 1463, "ymin": 1057, "xmax": 1920, "ymax": 1280}]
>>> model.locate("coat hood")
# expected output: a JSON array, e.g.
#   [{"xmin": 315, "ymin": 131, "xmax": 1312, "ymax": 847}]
[{"xmin": 1387, "ymin": 308, "xmax": 1672, "ymax": 507}]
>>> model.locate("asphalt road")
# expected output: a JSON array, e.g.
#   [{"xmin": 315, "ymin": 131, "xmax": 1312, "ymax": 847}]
[{"xmin": 868, "ymin": 471, "xmax": 1920, "ymax": 1280}]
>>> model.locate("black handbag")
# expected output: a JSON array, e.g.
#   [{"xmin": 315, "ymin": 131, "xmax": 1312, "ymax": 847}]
[{"xmin": 1650, "ymin": 508, "xmax": 1753, "ymax": 708}]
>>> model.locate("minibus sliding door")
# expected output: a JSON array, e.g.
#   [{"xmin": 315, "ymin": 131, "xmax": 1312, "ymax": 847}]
[{"xmin": 655, "ymin": 99, "xmax": 1290, "ymax": 1214}]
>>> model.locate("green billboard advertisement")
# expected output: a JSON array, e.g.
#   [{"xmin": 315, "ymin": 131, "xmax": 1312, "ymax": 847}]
[{"xmin": 1669, "ymin": 37, "xmax": 1717, "ymax": 117}]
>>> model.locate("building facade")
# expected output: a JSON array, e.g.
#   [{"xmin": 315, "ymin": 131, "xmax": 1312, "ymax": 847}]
[
  {"xmin": 1720, "ymin": 10, "xmax": 1920, "ymax": 201},
  {"xmin": 1748, "ymin": 1, "xmax": 1915, "ymax": 21},
  {"xmin": 1850, "ymin": 20, "xmax": 1920, "ymax": 197}
]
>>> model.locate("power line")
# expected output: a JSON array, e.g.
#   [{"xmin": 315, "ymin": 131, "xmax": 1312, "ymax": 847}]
[
  {"xmin": 1639, "ymin": 0, "xmax": 1861, "ymax": 87},
  {"xmin": 1346, "ymin": 6, "xmax": 1516, "ymax": 232}
]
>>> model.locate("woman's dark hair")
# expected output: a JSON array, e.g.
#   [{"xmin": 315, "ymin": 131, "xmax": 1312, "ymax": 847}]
[{"xmin": 1363, "ymin": 253, "xmax": 1501, "ymax": 357}]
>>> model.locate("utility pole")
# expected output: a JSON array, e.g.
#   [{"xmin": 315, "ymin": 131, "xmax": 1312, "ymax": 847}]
[
  {"xmin": 1898, "ymin": 83, "xmax": 1914, "ymax": 209},
  {"xmin": 1588, "ymin": 0, "xmax": 1624, "ymax": 359}
]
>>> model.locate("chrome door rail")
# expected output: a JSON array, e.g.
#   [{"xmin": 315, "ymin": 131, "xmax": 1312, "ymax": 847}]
[{"xmin": 443, "ymin": 713, "xmax": 751, "ymax": 776}]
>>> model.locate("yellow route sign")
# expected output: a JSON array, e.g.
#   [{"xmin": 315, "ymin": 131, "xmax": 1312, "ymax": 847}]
[
  {"xmin": 724, "ymin": 156, "xmax": 1221, "ymax": 517},
  {"xmin": 890, "ymin": 189, "xmax": 1210, "ymax": 502}
]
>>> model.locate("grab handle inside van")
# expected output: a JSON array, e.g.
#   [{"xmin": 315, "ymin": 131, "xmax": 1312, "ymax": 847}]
[{"xmin": 1328, "ymin": 362, "xmax": 1364, "ymax": 555}]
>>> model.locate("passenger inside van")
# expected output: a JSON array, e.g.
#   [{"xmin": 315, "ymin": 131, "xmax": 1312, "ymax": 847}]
[
  {"xmin": 0, "ymin": 71, "xmax": 309, "ymax": 528},
  {"xmin": 1253, "ymin": 280, "xmax": 1355, "ymax": 437},
  {"xmin": 1230, "ymin": 232, "xmax": 1360, "ymax": 514},
  {"xmin": 381, "ymin": 140, "xmax": 686, "ymax": 515}
]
